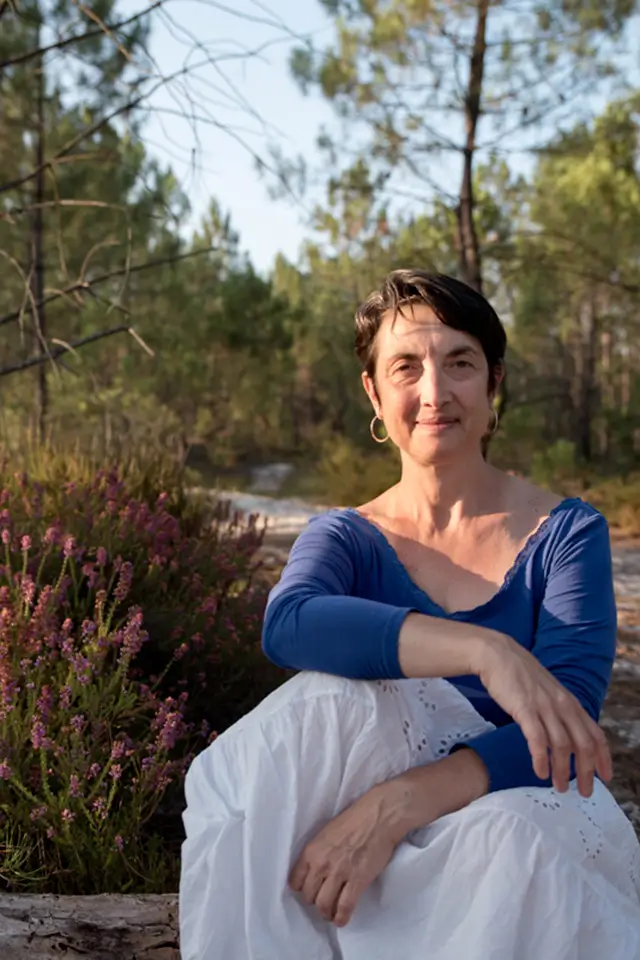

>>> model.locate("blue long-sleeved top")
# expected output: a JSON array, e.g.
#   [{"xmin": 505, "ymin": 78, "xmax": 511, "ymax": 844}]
[{"xmin": 262, "ymin": 497, "xmax": 617, "ymax": 793}]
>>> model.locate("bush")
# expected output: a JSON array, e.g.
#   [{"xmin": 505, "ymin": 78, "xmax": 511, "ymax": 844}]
[
  {"xmin": 529, "ymin": 440, "xmax": 579, "ymax": 491},
  {"xmin": 283, "ymin": 436, "xmax": 401, "ymax": 506},
  {"xmin": 0, "ymin": 529, "xmax": 193, "ymax": 893},
  {"xmin": 0, "ymin": 458, "xmax": 287, "ymax": 893},
  {"xmin": 583, "ymin": 473, "xmax": 640, "ymax": 535}
]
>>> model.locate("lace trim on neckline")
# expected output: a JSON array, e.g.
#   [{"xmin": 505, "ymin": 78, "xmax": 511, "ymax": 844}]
[{"xmin": 342, "ymin": 497, "xmax": 583, "ymax": 618}]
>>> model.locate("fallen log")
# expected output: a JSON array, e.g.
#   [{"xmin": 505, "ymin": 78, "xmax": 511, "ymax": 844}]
[{"xmin": 0, "ymin": 893, "xmax": 179, "ymax": 959}]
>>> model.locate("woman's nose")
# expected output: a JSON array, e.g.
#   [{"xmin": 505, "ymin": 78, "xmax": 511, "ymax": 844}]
[{"xmin": 419, "ymin": 363, "xmax": 449, "ymax": 406}]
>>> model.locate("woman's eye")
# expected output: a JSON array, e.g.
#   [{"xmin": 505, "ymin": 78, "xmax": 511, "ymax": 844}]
[{"xmin": 453, "ymin": 360, "xmax": 472, "ymax": 368}]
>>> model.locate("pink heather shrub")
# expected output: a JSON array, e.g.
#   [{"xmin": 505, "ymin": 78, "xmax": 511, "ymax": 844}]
[{"xmin": 0, "ymin": 460, "xmax": 288, "ymax": 893}]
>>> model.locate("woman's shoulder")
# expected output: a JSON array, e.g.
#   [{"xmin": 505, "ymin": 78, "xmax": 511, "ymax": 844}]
[
  {"xmin": 296, "ymin": 506, "xmax": 385, "ymax": 553},
  {"xmin": 505, "ymin": 475, "xmax": 606, "ymax": 536}
]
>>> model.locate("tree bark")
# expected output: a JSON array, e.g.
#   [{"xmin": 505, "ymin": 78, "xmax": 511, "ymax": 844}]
[
  {"xmin": 456, "ymin": 0, "xmax": 489, "ymax": 294},
  {"xmin": 31, "ymin": 13, "xmax": 47, "ymax": 442},
  {"xmin": 574, "ymin": 295, "xmax": 598, "ymax": 462},
  {"xmin": 0, "ymin": 893, "xmax": 179, "ymax": 959}
]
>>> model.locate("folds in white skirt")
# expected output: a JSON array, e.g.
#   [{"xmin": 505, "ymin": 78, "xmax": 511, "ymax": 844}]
[{"xmin": 180, "ymin": 672, "xmax": 640, "ymax": 960}]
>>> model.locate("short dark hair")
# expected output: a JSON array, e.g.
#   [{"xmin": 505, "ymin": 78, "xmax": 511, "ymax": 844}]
[{"xmin": 355, "ymin": 269, "xmax": 507, "ymax": 392}]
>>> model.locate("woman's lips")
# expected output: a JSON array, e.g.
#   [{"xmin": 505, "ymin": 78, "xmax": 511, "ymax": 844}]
[{"xmin": 415, "ymin": 418, "xmax": 458, "ymax": 429}]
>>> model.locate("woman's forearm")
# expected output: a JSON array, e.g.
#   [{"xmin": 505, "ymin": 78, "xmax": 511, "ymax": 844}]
[
  {"xmin": 375, "ymin": 749, "xmax": 491, "ymax": 841},
  {"xmin": 397, "ymin": 612, "xmax": 499, "ymax": 679}
]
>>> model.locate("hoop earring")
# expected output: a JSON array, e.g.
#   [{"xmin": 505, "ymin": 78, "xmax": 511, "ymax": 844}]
[
  {"xmin": 370, "ymin": 415, "xmax": 389, "ymax": 444},
  {"xmin": 488, "ymin": 408, "xmax": 500, "ymax": 435}
]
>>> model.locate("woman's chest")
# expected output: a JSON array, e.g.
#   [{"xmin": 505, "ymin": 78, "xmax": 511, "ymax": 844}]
[{"xmin": 382, "ymin": 525, "xmax": 534, "ymax": 615}]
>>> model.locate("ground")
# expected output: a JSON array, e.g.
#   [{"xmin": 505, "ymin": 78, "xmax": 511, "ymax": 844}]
[{"xmin": 602, "ymin": 538, "xmax": 640, "ymax": 835}]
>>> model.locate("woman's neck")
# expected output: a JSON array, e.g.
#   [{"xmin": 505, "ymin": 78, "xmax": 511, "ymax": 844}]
[{"xmin": 390, "ymin": 455, "xmax": 505, "ymax": 533}]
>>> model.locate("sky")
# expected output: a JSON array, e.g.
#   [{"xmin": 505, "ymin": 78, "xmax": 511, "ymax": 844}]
[
  {"xmin": 121, "ymin": 0, "xmax": 338, "ymax": 273},
  {"xmin": 119, "ymin": 0, "xmax": 640, "ymax": 276}
]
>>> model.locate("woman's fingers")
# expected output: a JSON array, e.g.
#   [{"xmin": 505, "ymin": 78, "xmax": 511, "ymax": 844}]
[
  {"xmin": 595, "ymin": 725, "xmax": 613, "ymax": 783},
  {"xmin": 288, "ymin": 858, "xmax": 309, "ymax": 893},
  {"xmin": 540, "ymin": 709, "xmax": 573, "ymax": 793},
  {"xmin": 315, "ymin": 875, "xmax": 347, "ymax": 923},
  {"xmin": 300, "ymin": 867, "xmax": 326, "ymax": 905},
  {"xmin": 520, "ymin": 709, "xmax": 551, "ymax": 781},
  {"xmin": 522, "ymin": 683, "xmax": 612, "ymax": 796},
  {"xmin": 334, "ymin": 878, "xmax": 368, "ymax": 927}
]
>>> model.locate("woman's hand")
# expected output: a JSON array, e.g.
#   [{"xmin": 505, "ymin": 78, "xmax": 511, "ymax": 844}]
[
  {"xmin": 288, "ymin": 784, "xmax": 406, "ymax": 928},
  {"xmin": 472, "ymin": 633, "xmax": 612, "ymax": 796}
]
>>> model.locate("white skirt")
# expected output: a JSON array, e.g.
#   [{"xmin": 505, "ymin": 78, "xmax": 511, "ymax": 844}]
[{"xmin": 180, "ymin": 672, "xmax": 640, "ymax": 960}]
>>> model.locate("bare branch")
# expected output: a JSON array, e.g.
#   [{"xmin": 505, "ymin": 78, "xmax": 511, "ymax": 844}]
[
  {"xmin": 0, "ymin": 325, "xmax": 131, "ymax": 378},
  {"xmin": 0, "ymin": 2, "xmax": 165, "ymax": 71},
  {"xmin": 0, "ymin": 246, "xmax": 221, "ymax": 330}
]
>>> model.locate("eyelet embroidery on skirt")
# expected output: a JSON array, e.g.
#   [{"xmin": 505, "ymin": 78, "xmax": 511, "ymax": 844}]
[{"xmin": 374, "ymin": 677, "xmax": 495, "ymax": 765}]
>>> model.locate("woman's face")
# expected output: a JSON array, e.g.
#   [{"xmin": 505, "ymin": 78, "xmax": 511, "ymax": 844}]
[{"xmin": 362, "ymin": 302, "xmax": 501, "ymax": 465}]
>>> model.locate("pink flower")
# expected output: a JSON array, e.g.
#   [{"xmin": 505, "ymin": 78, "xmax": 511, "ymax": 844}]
[
  {"xmin": 70, "ymin": 715, "xmax": 86, "ymax": 735},
  {"xmin": 20, "ymin": 535, "xmax": 31, "ymax": 552},
  {"xmin": 87, "ymin": 762, "xmax": 101, "ymax": 779},
  {"xmin": 20, "ymin": 574, "xmax": 36, "ymax": 607},
  {"xmin": 36, "ymin": 685, "xmax": 53, "ymax": 723},
  {"xmin": 63, "ymin": 536, "xmax": 76, "ymax": 559},
  {"xmin": 113, "ymin": 561, "xmax": 133, "ymax": 603},
  {"xmin": 30, "ymin": 717, "xmax": 52, "ymax": 750},
  {"xmin": 1, "ymin": 530, "xmax": 10, "ymax": 546},
  {"xmin": 61, "ymin": 808, "xmax": 75, "ymax": 823},
  {"xmin": 30, "ymin": 805, "xmax": 47, "ymax": 821},
  {"xmin": 157, "ymin": 711, "xmax": 185, "ymax": 751},
  {"xmin": 43, "ymin": 526, "xmax": 59, "ymax": 547},
  {"xmin": 96, "ymin": 547, "xmax": 107, "ymax": 567},
  {"xmin": 0, "ymin": 760, "xmax": 12, "ymax": 780},
  {"xmin": 109, "ymin": 764, "xmax": 122, "ymax": 781},
  {"xmin": 46, "ymin": 827, "xmax": 56, "ymax": 839},
  {"xmin": 69, "ymin": 775, "xmax": 81, "ymax": 798},
  {"xmin": 114, "ymin": 835, "xmax": 124, "ymax": 852}
]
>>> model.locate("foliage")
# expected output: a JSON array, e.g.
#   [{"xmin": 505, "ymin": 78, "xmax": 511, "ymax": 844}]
[
  {"xmin": 0, "ymin": 455, "xmax": 287, "ymax": 893},
  {"xmin": 0, "ymin": 508, "xmax": 192, "ymax": 893},
  {"xmin": 2, "ymin": 4, "xmax": 640, "ymax": 508},
  {"xmin": 584, "ymin": 474, "xmax": 640, "ymax": 535},
  {"xmin": 529, "ymin": 440, "xmax": 579, "ymax": 490}
]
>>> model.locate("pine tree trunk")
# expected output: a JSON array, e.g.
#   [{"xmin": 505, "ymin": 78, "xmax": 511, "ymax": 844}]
[
  {"xmin": 575, "ymin": 296, "xmax": 598, "ymax": 462},
  {"xmin": 456, "ymin": 0, "xmax": 489, "ymax": 295},
  {"xmin": 31, "ymin": 15, "xmax": 47, "ymax": 442}
]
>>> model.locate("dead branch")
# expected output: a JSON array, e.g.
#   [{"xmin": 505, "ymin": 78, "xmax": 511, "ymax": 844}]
[
  {"xmin": 0, "ymin": 2, "xmax": 165, "ymax": 71},
  {"xmin": 0, "ymin": 246, "xmax": 219, "ymax": 330},
  {"xmin": 0, "ymin": 325, "xmax": 135, "ymax": 378},
  {"xmin": 0, "ymin": 892, "xmax": 179, "ymax": 960}
]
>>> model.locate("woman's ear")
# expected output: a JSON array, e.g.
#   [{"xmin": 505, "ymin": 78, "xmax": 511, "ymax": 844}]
[
  {"xmin": 362, "ymin": 371, "xmax": 381, "ymax": 416},
  {"xmin": 489, "ymin": 362, "xmax": 505, "ymax": 404}
]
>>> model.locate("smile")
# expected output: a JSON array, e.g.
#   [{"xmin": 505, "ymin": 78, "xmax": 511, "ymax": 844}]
[{"xmin": 415, "ymin": 419, "xmax": 457, "ymax": 428}]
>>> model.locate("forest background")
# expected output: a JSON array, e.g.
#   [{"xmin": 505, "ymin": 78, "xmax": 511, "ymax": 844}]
[
  {"xmin": 2, "ymin": 0, "xmax": 640, "ymax": 513},
  {"xmin": 1, "ymin": 0, "xmax": 640, "ymax": 902}
]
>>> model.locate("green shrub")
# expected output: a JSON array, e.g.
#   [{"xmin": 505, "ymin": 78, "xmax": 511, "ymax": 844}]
[
  {"xmin": 284, "ymin": 436, "xmax": 401, "ymax": 506},
  {"xmin": 583, "ymin": 473, "xmax": 640, "ymax": 535},
  {"xmin": 0, "ymin": 530, "xmax": 192, "ymax": 893},
  {"xmin": 530, "ymin": 439, "xmax": 579, "ymax": 491},
  {"xmin": 0, "ymin": 457, "xmax": 287, "ymax": 893}
]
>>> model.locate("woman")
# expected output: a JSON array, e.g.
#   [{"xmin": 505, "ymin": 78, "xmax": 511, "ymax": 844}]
[{"xmin": 180, "ymin": 271, "xmax": 640, "ymax": 960}]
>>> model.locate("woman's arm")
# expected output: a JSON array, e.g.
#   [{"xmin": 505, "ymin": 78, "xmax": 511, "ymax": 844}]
[
  {"xmin": 263, "ymin": 513, "xmax": 503, "ymax": 679},
  {"xmin": 451, "ymin": 510, "xmax": 617, "ymax": 795},
  {"xmin": 265, "ymin": 511, "xmax": 612, "ymax": 795}
]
